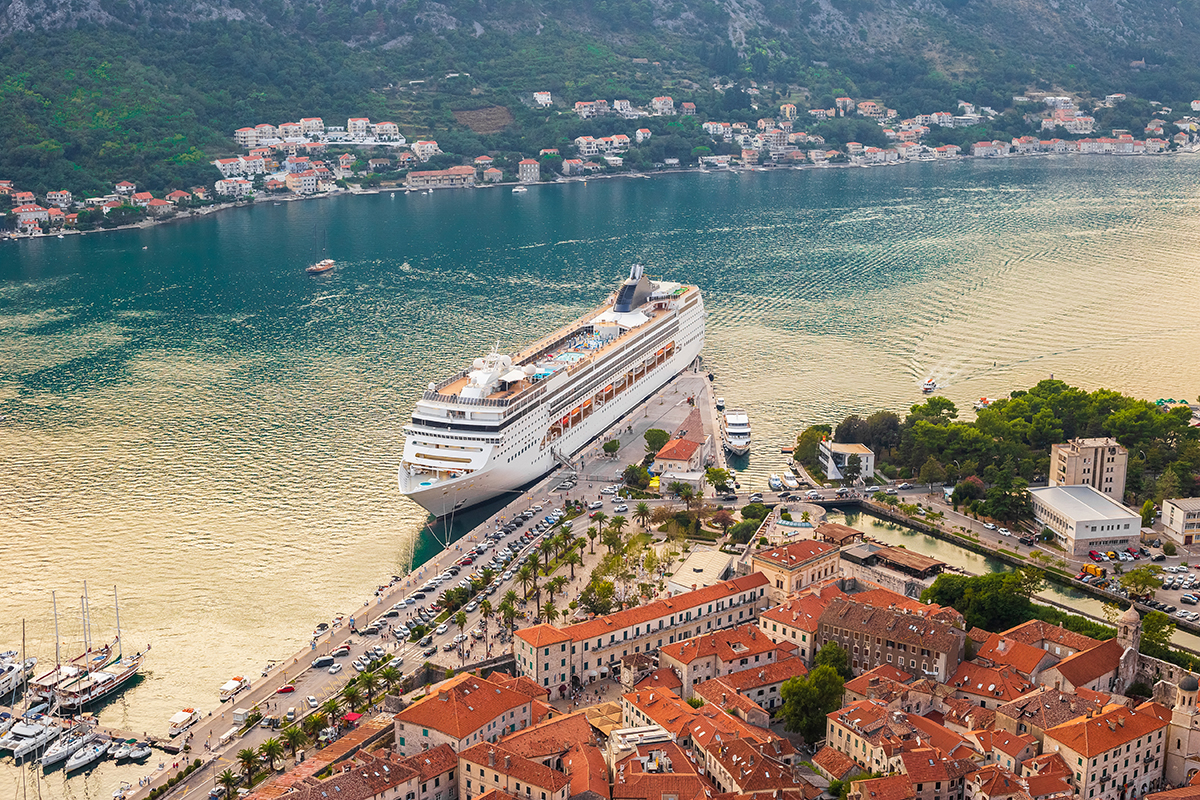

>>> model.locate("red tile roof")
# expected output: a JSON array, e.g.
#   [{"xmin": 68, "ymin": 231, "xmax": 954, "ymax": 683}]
[
  {"xmin": 761, "ymin": 585, "xmax": 845, "ymax": 632},
  {"xmin": 754, "ymin": 540, "xmax": 839, "ymax": 570},
  {"xmin": 968, "ymin": 764, "xmax": 1024, "ymax": 799},
  {"xmin": 1000, "ymin": 620, "xmax": 1100, "ymax": 653},
  {"xmin": 459, "ymin": 742, "xmax": 571, "ymax": 792},
  {"xmin": 813, "ymin": 745, "xmax": 859, "ymax": 780},
  {"xmin": 660, "ymin": 624, "xmax": 778, "ymax": 666},
  {"xmin": 850, "ymin": 774, "xmax": 914, "ymax": 800},
  {"xmin": 1049, "ymin": 637, "xmax": 1123, "ymax": 688},
  {"xmin": 634, "ymin": 667, "xmax": 683, "ymax": 693},
  {"xmin": 718, "ymin": 656, "xmax": 808, "ymax": 691},
  {"xmin": 394, "ymin": 673, "xmax": 531, "ymax": 740},
  {"xmin": 1044, "ymin": 703, "xmax": 1167, "ymax": 757},
  {"xmin": 655, "ymin": 437, "xmax": 700, "ymax": 462},
  {"xmin": 950, "ymin": 661, "xmax": 1034, "ymax": 704}
]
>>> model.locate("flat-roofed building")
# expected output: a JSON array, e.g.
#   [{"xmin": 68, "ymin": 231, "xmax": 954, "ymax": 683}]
[
  {"xmin": 1029, "ymin": 485, "xmax": 1140, "ymax": 557},
  {"xmin": 820, "ymin": 440, "xmax": 875, "ymax": 481},
  {"xmin": 1163, "ymin": 498, "xmax": 1200, "ymax": 545},
  {"xmin": 666, "ymin": 547, "xmax": 733, "ymax": 595},
  {"xmin": 1050, "ymin": 437, "xmax": 1128, "ymax": 499}
]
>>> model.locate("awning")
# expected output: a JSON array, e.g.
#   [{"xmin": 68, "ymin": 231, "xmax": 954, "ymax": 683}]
[{"xmin": 342, "ymin": 712, "xmax": 363, "ymax": 723}]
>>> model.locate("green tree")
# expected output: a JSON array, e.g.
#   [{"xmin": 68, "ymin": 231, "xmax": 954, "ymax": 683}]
[
  {"xmin": 711, "ymin": 509, "xmax": 736, "ymax": 534},
  {"xmin": 843, "ymin": 454, "xmax": 863, "ymax": 484},
  {"xmin": 218, "ymin": 769, "xmax": 240, "ymax": 798},
  {"xmin": 282, "ymin": 726, "xmax": 306, "ymax": 757},
  {"xmin": 610, "ymin": 515, "xmax": 628, "ymax": 536},
  {"xmin": 741, "ymin": 502, "xmax": 769, "ymax": 521},
  {"xmin": 547, "ymin": 574, "xmax": 568, "ymax": 600},
  {"xmin": 603, "ymin": 439, "xmax": 620, "ymax": 456},
  {"xmin": 779, "ymin": 664, "xmax": 845, "ymax": 741},
  {"xmin": 360, "ymin": 670, "xmax": 380, "ymax": 705},
  {"xmin": 1141, "ymin": 500, "xmax": 1157, "ymax": 528},
  {"xmin": 1120, "ymin": 565, "xmax": 1163, "ymax": 599},
  {"xmin": 580, "ymin": 578, "xmax": 616, "ymax": 615},
  {"xmin": 635, "ymin": 502, "xmax": 652, "ymax": 529},
  {"xmin": 645, "ymin": 428, "xmax": 670, "ymax": 455},
  {"xmin": 794, "ymin": 425, "xmax": 832, "ymax": 465},
  {"xmin": 539, "ymin": 537, "xmax": 554, "ymax": 568},
  {"xmin": 705, "ymin": 467, "xmax": 733, "ymax": 492},
  {"xmin": 1143, "ymin": 609, "xmax": 1176, "ymax": 649},
  {"xmin": 237, "ymin": 748, "xmax": 259, "ymax": 786},
  {"xmin": 586, "ymin": 525, "xmax": 598, "ymax": 554},
  {"xmin": 919, "ymin": 457, "xmax": 947, "ymax": 489},
  {"xmin": 542, "ymin": 600, "xmax": 558, "ymax": 624},
  {"xmin": 814, "ymin": 642, "xmax": 852, "ymax": 680},
  {"xmin": 564, "ymin": 549, "xmax": 582, "ymax": 579},
  {"xmin": 259, "ymin": 737, "xmax": 284, "ymax": 772}
]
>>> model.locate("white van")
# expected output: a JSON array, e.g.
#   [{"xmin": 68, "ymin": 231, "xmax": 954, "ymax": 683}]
[
  {"xmin": 286, "ymin": 707, "xmax": 296, "ymax": 722},
  {"xmin": 587, "ymin": 501, "xmax": 603, "ymax": 510}
]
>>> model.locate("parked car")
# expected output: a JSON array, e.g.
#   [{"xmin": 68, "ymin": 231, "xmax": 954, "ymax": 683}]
[
  {"xmin": 328, "ymin": 663, "xmax": 343, "ymax": 675},
  {"xmin": 435, "ymin": 623, "xmax": 449, "ymax": 635},
  {"xmin": 984, "ymin": 523, "xmax": 997, "ymax": 531},
  {"xmin": 898, "ymin": 483, "xmax": 913, "ymax": 490}
]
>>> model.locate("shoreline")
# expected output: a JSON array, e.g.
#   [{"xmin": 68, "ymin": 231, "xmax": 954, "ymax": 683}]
[{"xmin": 4, "ymin": 148, "xmax": 1196, "ymax": 244}]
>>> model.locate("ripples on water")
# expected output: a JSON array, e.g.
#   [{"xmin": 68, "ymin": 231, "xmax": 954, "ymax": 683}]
[{"xmin": 1, "ymin": 157, "xmax": 1199, "ymax": 796}]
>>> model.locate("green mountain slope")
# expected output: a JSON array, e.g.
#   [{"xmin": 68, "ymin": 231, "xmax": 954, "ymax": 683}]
[{"xmin": 1, "ymin": 0, "xmax": 1197, "ymax": 195}]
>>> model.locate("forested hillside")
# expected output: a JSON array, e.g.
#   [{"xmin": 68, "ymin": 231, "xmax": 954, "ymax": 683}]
[{"xmin": 1, "ymin": 0, "xmax": 1198, "ymax": 194}]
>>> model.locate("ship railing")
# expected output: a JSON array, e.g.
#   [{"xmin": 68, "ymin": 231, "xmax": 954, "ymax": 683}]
[
  {"xmin": 433, "ymin": 369, "xmax": 470, "ymax": 391},
  {"xmin": 421, "ymin": 390, "xmax": 512, "ymax": 408}
]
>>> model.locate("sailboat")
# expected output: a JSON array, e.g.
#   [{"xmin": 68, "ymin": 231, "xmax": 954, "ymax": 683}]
[
  {"xmin": 53, "ymin": 586, "xmax": 147, "ymax": 711},
  {"xmin": 306, "ymin": 229, "xmax": 335, "ymax": 274}
]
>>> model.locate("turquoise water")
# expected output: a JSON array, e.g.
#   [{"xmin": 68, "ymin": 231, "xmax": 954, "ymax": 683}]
[{"xmin": 3, "ymin": 157, "xmax": 1200, "ymax": 796}]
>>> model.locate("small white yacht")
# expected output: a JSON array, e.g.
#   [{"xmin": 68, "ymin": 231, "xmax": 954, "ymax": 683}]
[
  {"xmin": 168, "ymin": 708, "xmax": 201, "ymax": 737},
  {"xmin": 721, "ymin": 410, "xmax": 751, "ymax": 456},
  {"xmin": 781, "ymin": 474, "xmax": 800, "ymax": 491},
  {"xmin": 10, "ymin": 720, "xmax": 61, "ymax": 759},
  {"xmin": 511, "ymin": 185, "xmax": 528, "ymax": 193},
  {"xmin": 65, "ymin": 738, "xmax": 109, "ymax": 771},
  {"xmin": 768, "ymin": 474, "xmax": 783, "ymax": 491},
  {"xmin": 41, "ymin": 725, "xmax": 97, "ymax": 767},
  {"xmin": 922, "ymin": 377, "xmax": 937, "ymax": 393}
]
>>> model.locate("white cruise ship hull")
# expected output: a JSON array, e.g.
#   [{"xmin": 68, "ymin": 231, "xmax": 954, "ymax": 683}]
[{"xmin": 399, "ymin": 271, "xmax": 706, "ymax": 518}]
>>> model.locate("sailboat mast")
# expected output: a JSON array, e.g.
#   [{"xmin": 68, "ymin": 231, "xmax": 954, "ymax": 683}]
[
  {"xmin": 52, "ymin": 591, "xmax": 60, "ymax": 668},
  {"xmin": 114, "ymin": 585, "xmax": 122, "ymax": 659}
]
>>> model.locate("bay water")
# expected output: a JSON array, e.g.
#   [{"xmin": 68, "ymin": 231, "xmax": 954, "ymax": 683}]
[{"xmin": 3, "ymin": 156, "xmax": 1200, "ymax": 796}]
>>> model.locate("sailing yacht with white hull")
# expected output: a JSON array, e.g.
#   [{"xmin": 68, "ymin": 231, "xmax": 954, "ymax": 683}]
[{"xmin": 398, "ymin": 266, "xmax": 706, "ymax": 517}]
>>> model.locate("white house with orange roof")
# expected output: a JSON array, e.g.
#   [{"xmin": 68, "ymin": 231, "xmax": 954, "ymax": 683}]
[
  {"xmin": 299, "ymin": 117, "xmax": 324, "ymax": 136},
  {"xmin": 212, "ymin": 157, "xmax": 244, "ymax": 178},
  {"xmin": 45, "ymin": 190, "xmax": 72, "ymax": 208},
  {"xmin": 130, "ymin": 191, "xmax": 153, "ymax": 207},
  {"xmin": 285, "ymin": 170, "xmax": 318, "ymax": 195},
  {"xmin": 234, "ymin": 127, "xmax": 257, "ymax": 148},
  {"xmin": 347, "ymin": 117, "xmax": 371, "ymax": 137},
  {"xmin": 635, "ymin": 128, "xmax": 652, "ymax": 143},
  {"xmin": 254, "ymin": 123, "xmax": 278, "ymax": 140},
  {"xmin": 412, "ymin": 140, "xmax": 441, "ymax": 161},
  {"xmin": 372, "ymin": 121, "xmax": 401, "ymax": 141},
  {"xmin": 393, "ymin": 672, "xmax": 534, "ymax": 757},
  {"xmin": 651, "ymin": 96, "xmax": 675, "ymax": 115},
  {"xmin": 759, "ymin": 584, "xmax": 845, "ymax": 665},
  {"xmin": 215, "ymin": 178, "xmax": 253, "ymax": 198},
  {"xmin": 533, "ymin": 91, "xmax": 552, "ymax": 107},
  {"xmin": 515, "ymin": 574, "xmax": 769, "ymax": 691},
  {"xmin": 166, "ymin": 190, "xmax": 192, "ymax": 204},
  {"xmin": 145, "ymin": 198, "xmax": 174, "ymax": 216},
  {"xmin": 1043, "ymin": 703, "xmax": 1166, "ymax": 798},
  {"xmin": 12, "ymin": 204, "xmax": 49, "ymax": 229},
  {"xmin": 681, "ymin": 101, "xmax": 696, "ymax": 116},
  {"xmin": 517, "ymin": 159, "xmax": 540, "ymax": 183},
  {"xmin": 659, "ymin": 623, "xmax": 789, "ymax": 699},
  {"xmin": 751, "ymin": 540, "xmax": 841, "ymax": 604},
  {"xmin": 115, "ymin": 181, "xmax": 136, "ymax": 195}
]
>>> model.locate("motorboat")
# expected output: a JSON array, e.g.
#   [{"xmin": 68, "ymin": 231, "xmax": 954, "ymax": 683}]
[
  {"xmin": 781, "ymin": 474, "xmax": 800, "ymax": 490},
  {"xmin": 65, "ymin": 738, "xmax": 109, "ymax": 771},
  {"xmin": 715, "ymin": 396, "xmax": 725, "ymax": 411},
  {"xmin": 10, "ymin": 720, "xmax": 61, "ymax": 759},
  {"xmin": 220, "ymin": 676, "xmax": 250, "ymax": 702},
  {"xmin": 922, "ymin": 377, "xmax": 937, "ymax": 393},
  {"xmin": 721, "ymin": 410, "xmax": 751, "ymax": 456},
  {"xmin": 124, "ymin": 742, "xmax": 152, "ymax": 761},
  {"xmin": 168, "ymin": 708, "xmax": 201, "ymax": 737},
  {"xmin": 511, "ymin": 186, "xmax": 528, "ymax": 193},
  {"xmin": 40, "ymin": 725, "xmax": 97, "ymax": 767},
  {"xmin": 306, "ymin": 258, "xmax": 335, "ymax": 275},
  {"xmin": 110, "ymin": 739, "xmax": 135, "ymax": 760},
  {"xmin": 0, "ymin": 712, "xmax": 15, "ymax": 736},
  {"xmin": 973, "ymin": 397, "xmax": 997, "ymax": 410},
  {"xmin": 768, "ymin": 474, "xmax": 784, "ymax": 491},
  {"xmin": 0, "ymin": 653, "xmax": 37, "ymax": 697}
]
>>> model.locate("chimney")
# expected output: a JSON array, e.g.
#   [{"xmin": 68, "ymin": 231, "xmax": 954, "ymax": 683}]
[
  {"xmin": 505, "ymin": 755, "xmax": 512, "ymax": 770},
  {"xmin": 489, "ymin": 750, "xmax": 496, "ymax": 768}
]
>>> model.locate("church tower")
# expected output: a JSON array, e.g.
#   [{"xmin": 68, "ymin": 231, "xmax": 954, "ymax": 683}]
[
  {"xmin": 1116, "ymin": 605, "xmax": 1142, "ymax": 692},
  {"xmin": 1167, "ymin": 675, "xmax": 1200, "ymax": 785}
]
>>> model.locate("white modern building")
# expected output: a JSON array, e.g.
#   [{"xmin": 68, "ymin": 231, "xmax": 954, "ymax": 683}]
[
  {"xmin": 1163, "ymin": 497, "xmax": 1200, "ymax": 546},
  {"xmin": 1050, "ymin": 437, "xmax": 1128, "ymax": 499},
  {"xmin": 818, "ymin": 440, "xmax": 875, "ymax": 482},
  {"xmin": 666, "ymin": 547, "xmax": 734, "ymax": 595},
  {"xmin": 1029, "ymin": 484, "xmax": 1140, "ymax": 557}
]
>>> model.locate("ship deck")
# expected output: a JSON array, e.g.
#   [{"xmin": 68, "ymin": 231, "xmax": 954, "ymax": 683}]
[{"xmin": 433, "ymin": 299, "xmax": 679, "ymax": 403}]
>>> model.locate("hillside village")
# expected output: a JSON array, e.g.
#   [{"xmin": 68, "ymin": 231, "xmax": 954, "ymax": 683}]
[{"xmin": 3, "ymin": 91, "xmax": 1200, "ymax": 236}]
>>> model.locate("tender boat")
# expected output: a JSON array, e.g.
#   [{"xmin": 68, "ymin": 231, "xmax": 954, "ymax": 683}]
[
  {"xmin": 65, "ymin": 738, "xmax": 109, "ymax": 772},
  {"xmin": 40, "ymin": 725, "xmax": 97, "ymax": 767},
  {"xmin": 922, "ymin": 377, "xmax": 937, "ymax": 393},
  {"xmin": 973, "ymin": 397, "xmax": 997, "ymax": 410},
  {"xmin": 768, "ymin": 474, "xmax": 784, "ymax": 491},
  {"xmin": 511, "ymin": 186, "xmax": 528, "ymax": 193},
  {"xmin": 306, "ymin": 258, "xmax": 335, "ymax": 275},
  {"xmin": 721, "ymin": 410, "xmax": 751, "ymax": 456},
  {"xmin": 111, "ymin": 740, "xmax": 135, "ymax": 760},
  {"xmin": 715, "ymin": 396, "xmax": 725, "ymax": 411},
  {"xmin": 781, "ymin": 474, "xmax": 800, "ymax": 490},
  {"xmin": 168, "ymin": 708, "xmax": 201, "ymax": 737},
  {"xmin": 125, "ymin": 742, "xmax": 152, "ymax": 761},
  {"xmin": 219, "ymin": 676, "xmax": 250, "ymax": 702}
]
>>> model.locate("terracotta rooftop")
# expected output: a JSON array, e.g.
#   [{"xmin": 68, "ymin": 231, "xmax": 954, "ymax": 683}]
[
  {"xmin": 760, "ymin": 585, "xmax": 845, "ymax": 632},
  {"xmin": 1049, "ymin": 637, "xmax": 1123, "ymax": 688},
  {"xmin": 565, "ymin": 741, "xmax": 611, "ymax": 800},
  {"xmin": 819, "ymin": 597, "xmax": 964, "ymax": 655},
  {"xmin": 459, "ymin": 742, "xmax": 571, "ymax": 792},
  {"xmin": 718, "ymin": 656, "xmax": 808, "ymax": 691},
  {"xmin": 950, "ymin": 661, "xmax": 1035, "ymax": 704},
  {"xmin": 501, "ymin": 709, "xmax": 594, "ymax": 761},
  {"xmin": 753, "ymin": 539, "xmax": 839, "ymax": 570},
  {"xmin": 850, "ymin": 774, "xmax": 914, "ymax": 800},
  {"xmin": 812, "ymin": 745, "xmax": 859, "ymax": 780},
  {"xmin": 488, "ymin": 670, "xmax": 550, "ymax": 700},
  {"xmin": 1044, "ymin": 703, "xmax": 1167, "ymax": 757},
  {"xmin": 660, "ymin": 624, "xmax": 779, "ymax": 666},
  {"xmin": 655, "ymin": 437, "xmax": 701, "ymax": 462},
  {"xmin": 975, "ymin": 634, "xmax": 1055, "ymax": 676},
  {"xmin": 968, "ymin": 764, "xmax": 1024, "ymax": 799},
  {"xmin": 702, "ymin": 737, "xmax": 807, "ymax": 793},
  {"xmin": 995, "ymin": 685, "xmax": 1102, "ymax": 731},
  {"xmin": 815, "ymin": 522, "xmax": 864, "ymax": 544},
  {"xmin": 693, "ymin": 677, "xmax": 767, "ymax": 717},
  {"xmin": 394, "ymin": 673, "xmax": 532, "ymax": 740},
  {"xmin": 634, "ymin": 667, "xmax": 684, "ymax": 693},
  {"xmin": 1000, "ymin": 620, "xmax": 1101, "ymax": 653}
]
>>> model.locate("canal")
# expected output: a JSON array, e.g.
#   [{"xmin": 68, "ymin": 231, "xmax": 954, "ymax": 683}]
[{"xmin": 831, "ymin": 508, "xmax": 1200, "ymax": 652}]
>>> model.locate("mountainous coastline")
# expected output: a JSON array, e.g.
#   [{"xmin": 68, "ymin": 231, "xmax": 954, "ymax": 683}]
[{"xmin": 1, "ymin": 0, "xmax": 1197, "ymax": 195}]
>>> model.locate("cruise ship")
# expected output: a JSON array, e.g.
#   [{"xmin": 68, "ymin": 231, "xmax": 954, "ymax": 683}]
[{"xmin": 398, "ymin": 266, "xmax": 706, "ymax": 517}]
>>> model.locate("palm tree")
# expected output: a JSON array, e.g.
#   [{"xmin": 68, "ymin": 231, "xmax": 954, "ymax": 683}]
[
  {"xmin": 259, "ymin": 737, "xmax": 284, "ymax": 772},
  {"xmin": 319, "ymin": 698, "xmax": 340, "ymax": 723},
  {"xmin": 678, "ymin": 485, "xmax": 695, "ymax": 510},
  {"xmin": 481, "ymin": 567, "xmax": 496, "ymax": 585},
  {"xmin": 547, "ymin": 574, "xmax": 568, "ymax": 601},
  {"xmin": 503, "ymin": 589, "xmax": 519, "ymax": 609},
  {"xmin": 499, "ymin": 600, "xmax": 516, "ymax": 634},
  {"xmin": 592, "ymin": 512, "xmax": 608, "ymax": 536},
  {"xmin": 586, "ymin": 525, "xmax": 598, "ymax": 554},
  {"xmin": 282, "ymin": 726, "xmax": 306, "ymax": 758},
  {"xmin": 539, "ymin": 538, "xmax": 554, "ymax": 568},
  {"xmin": 564, "ymin": 549, "xmax": 582, "ymax": 580},
  {"xmin": 302, "ymin": 713, "xmax": 325, "ymax": 739},
  {"xmin": 479, "ymin": 600, "xmax": 493, "ymax": 647},
  {"xmin": 359, "ymin": 670, "xmax": 379, "ymax": 706},
  {"xmin": 237, "ymin": 748, "xmax": 259, "ymax": 786},
  {"xmin": 379, "ymin": 665, "xmax": 402, "ymax": 694},
  {"xmin": 610, "ymin": 515, "xmax": 628, "ymax": 536},
  {"xmin": 518, "ymin": 563, "xmax": 536, "ymax": 600},
  {"xmin": 635, "ymin": 502, "xmax": 651, "ymax": 529},
  {"xmin": 455, "ymin": 610, "xmax": 468, "ymax": 646},
  {"xmin": 542, "ymin": 600, "xmax": 558, "ymax": 624},
  {"xmin": 218, "ymin": 768, "xmax": 240, "ymax": 798},
  {"xmin": 342, "ymin": 684, "xmax": 361, "ymax": 712}
]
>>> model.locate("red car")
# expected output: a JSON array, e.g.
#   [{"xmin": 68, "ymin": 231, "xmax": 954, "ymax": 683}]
[{"xmin": 276, "ymin": 685, "xmax": 296, "ymax": 694}]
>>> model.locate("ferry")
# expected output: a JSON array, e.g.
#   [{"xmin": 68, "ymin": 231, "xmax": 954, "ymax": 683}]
[
  {"xmin": 721, "ymin": 410, "xmax": 751, "ymax": 456},
  {"xmin": 922, "ymin": 377, "xmax": 937, "ymax": 393},
  {"xmin": 306, "ymin": 258, "xmax": 335, "ymax": 275},
  {"xmin": 168, "ymin": 708, "xmax": 201, "ymax": 737},
  {"xmin": 398, "ymin": 265, "xmax": 706, "ymax": 517}
]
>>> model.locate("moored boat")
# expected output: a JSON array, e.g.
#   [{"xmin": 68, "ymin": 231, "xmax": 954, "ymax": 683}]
[
  {"xmin": 40, "ymin": 725, "xmax": 97, "ymax": 768},
  {"xmin": 768, "ymin": 474, "xmax": 783, "ymax": 491},
  {"xmin": 11, "ymin": 720, "xmax": 62, "ymax": 759},
  {"xmin": 168, "ymin": 708, "xmax": 201, "ymax": 737},
  {"xmin": 65, "ymin": 738, "xmax": 109, "ymax": 772},
  {"xmin": 219, "ymin": 676, "xmax": 250, "ymax": 702},
  {"xmin": 511, "ymin": 186, "xmax": 528, "ymax": 193},
  {"xmin": 0, "ymin": 651, "xmax": 37, "ymax": 698},
  {"xmin": 721, "ymin": 410, "xmax": 751, "ymax": 456},
  {"xmin": 973, "ymin": 397, "xmax": 996, "ymax": 410},
  {"xmin": 125, "ymin": 742, "xmax": 152, "ymax": 761},
  {"xmin": 781, "ymin": 474, "xmax": 800, "ymax": 490}
]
